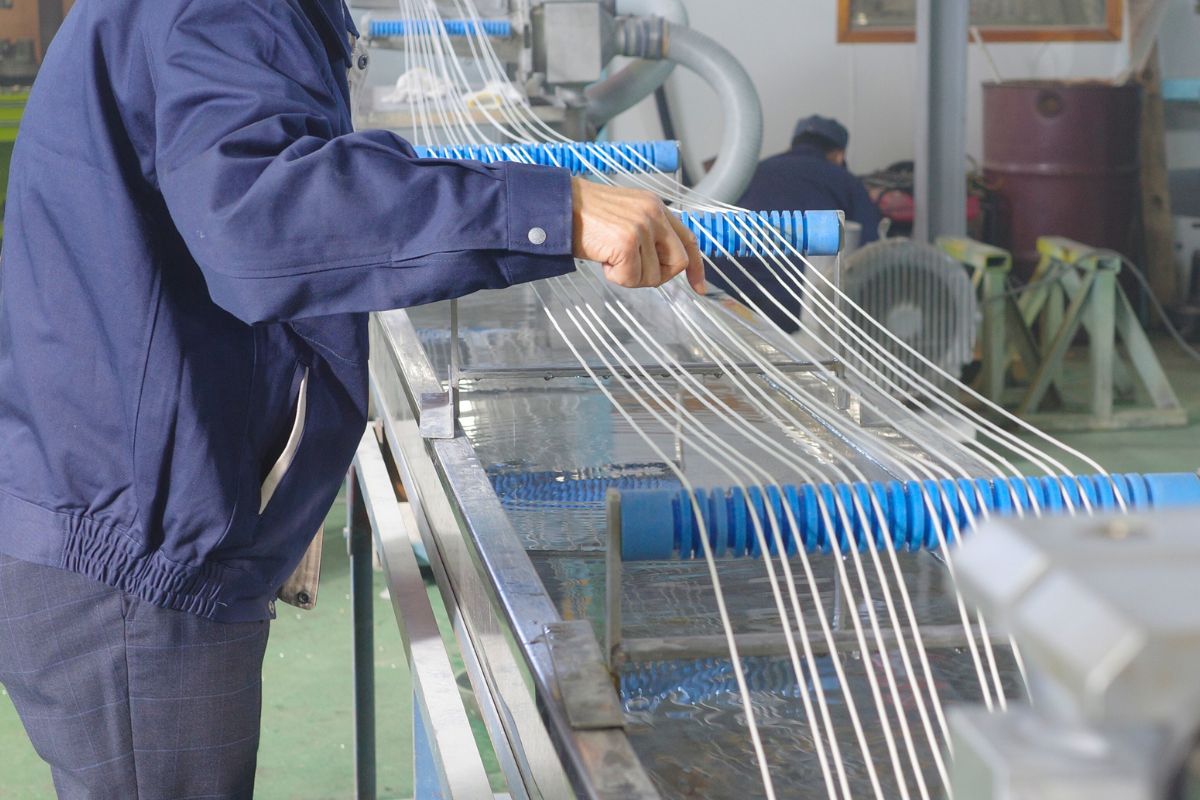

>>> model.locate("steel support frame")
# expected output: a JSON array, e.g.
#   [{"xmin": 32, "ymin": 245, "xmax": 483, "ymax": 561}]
[
  {"xmin": 368, "ymin": 310, "xmax": 660, "ymax": 799},
  {"xmin": 350, "ymin": 429, "xmax": 496, "ymax": 799}
]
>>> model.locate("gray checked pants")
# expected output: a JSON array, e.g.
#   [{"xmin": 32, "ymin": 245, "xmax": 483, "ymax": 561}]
[{"xmin": 0, "ymin": 554, "xmax": 271, "ymax": 799}]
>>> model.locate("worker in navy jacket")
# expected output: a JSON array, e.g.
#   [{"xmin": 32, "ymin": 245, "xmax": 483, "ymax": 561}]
[
  {"xmin": 707, "ymin": 115, "xmax": 882, "ymax": 332},
  {"xmin": 0, "ymin": 0, "xmax": 702, "ymax": 796}
]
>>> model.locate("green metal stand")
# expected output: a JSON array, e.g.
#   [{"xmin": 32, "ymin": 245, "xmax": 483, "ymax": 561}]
[
  {"xmin": 0, "ymin": 90, "xmax": 29, "ymax": 245},
  {"xmin": 940, "ymin": 236, "xmax": 1187, "ymax": 431},
  {"xmin": 1015, "ymin": 237, "xmax": 1186, "ymax": 431},
  {"xmin": 938, "ymin": 236, "xmax": 1045, "ymax": 407}
]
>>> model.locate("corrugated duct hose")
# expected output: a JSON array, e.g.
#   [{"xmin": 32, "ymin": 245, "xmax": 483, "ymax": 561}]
[{"xmin": 585, "ymin": 10, "xmax": 763, "ymax": 204}]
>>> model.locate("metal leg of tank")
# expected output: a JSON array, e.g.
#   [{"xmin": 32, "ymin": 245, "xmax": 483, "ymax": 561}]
[
  {"xmin": 413, "ymin": 695, "xmax": 446, "ymax": 800},
  {"xmin": 347, "ymin": 469, "xmax": 378, "ymax": 800}
]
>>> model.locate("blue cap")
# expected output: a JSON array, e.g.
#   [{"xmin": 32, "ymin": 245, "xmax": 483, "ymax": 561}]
[
  {"xmin": 652, "ymin": 140, "xmax": 680, "ymax": 173},
  {"xmin": 803, "ymin": 210, "xmax": 844, "ymax": 256},
  {"xmin": 1144, "ymin": 472, "xmax": 1200, "ymax": 508},
  {"xmin": 620, "ymin": 489, "xmax": 679, "ymax": 560},
  {"xmin": 793, "ymin": 115, "xmax": 849, "ymax": 151}
]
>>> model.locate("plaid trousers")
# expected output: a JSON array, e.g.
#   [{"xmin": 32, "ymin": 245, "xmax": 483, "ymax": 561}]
[{"xmin": 0, "ymin": 554, "xmax": 270, "ymax": 799}]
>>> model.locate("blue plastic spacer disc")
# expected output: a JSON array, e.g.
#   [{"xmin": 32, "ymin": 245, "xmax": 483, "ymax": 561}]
[
  {"xmin": 935, "ymin": 479, "xmax": 963, "ymax": 547},
  {"xmin": 988, "ymin": 477, "xmax": 1012, "ymax": 518},
  {"xmin": 729, "ymin": 487, "xmax": 748, "ymax": 557},
  {"xmin": 957, "ymin": 478, "xmax": 983, "ymax": 519},
  {"xmin": 802, "ymin": 211, "xmax": 843, "ymax": 256},
  {"xmin": 1014, "ymin": 477, "xmax": 1038, "ymax": 514},
  {"xmin": 709, "ymin": 490, "xmax": 728, "ymax": 557},
  {"xmin": 763, "ymin": 485, "xmax": 787, "ymax": 556},
  {"xmin": 800, "ymin": 484, "xmax": 820, "ymax": 552},
  {"xmin": 850, "ymin": 483, "xmax": 874, "ymax": 550},
  {"xmin": 676, "ymin": 489, "xmax": 695, "ymax": 559},
  {"xmin": 886, "ymin": 481, "xmax": 907, "ymax": 550},
  {"xmin": 867, "ymin": 482, "xmax": 889, "ymax": 549},
  {"xmin": 904, "ymin": 481, "xmax": 926, "ymax": 552},
  {"xmin": 1056, "ymin": 476, "xmax": 1084, "ymax": 512},
  {"xmin": 1120, "ymin": 473, "xmax": 1150, "ymax": 510},
  {"xmin": 1108, "ymin": 473, "xmax": 1133, "ymax": 508},
  {"xmin": 1039, "ymin": 477, "xmax": 1065, "ymax": 515},
  {"xmin": 747, "ymin": 486, "xmax": 768, "ymax": 557},
  {"xmin": 689, "ymin": 489, "xmax": 708, "ymax": 559},
  {"xmin": 817, "ymin": 484, "xmax": 838, "ymax": 553},
  {"xmin": 832, "ymin": 483, "xmax": 857, "ymax": 552},
  {"xmin": 783, "ymin": 486, "xmax": 803, "ymax": 556},
  {"xmin": 1091, "ymin": 475, "xmax": 1118, "ymax": 512},
  {"xmin": 620, "ymin": 489, "xmax": 677, "ymax": 561},
  {"xmin": 915, "ymin": 481, "xmax": 939, "ymax": 549}
]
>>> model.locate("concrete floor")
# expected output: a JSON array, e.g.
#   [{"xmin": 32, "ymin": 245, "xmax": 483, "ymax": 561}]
[{"xmin": 1, "ymin": 339, "xmax": 1198, "ymax": 799}]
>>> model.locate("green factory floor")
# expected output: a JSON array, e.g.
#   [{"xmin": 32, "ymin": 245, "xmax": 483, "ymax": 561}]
[{"xmin": 1, "ymin": 339, "xmax": 1198, "ymax": 799}]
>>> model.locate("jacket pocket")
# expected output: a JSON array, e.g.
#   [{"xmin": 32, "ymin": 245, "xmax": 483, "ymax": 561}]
[
  {"xmin": 260, "ymin": 365, "xmax": 309, "ymax": 514},
  {"xmin": 289, "ymin": 313, "xmax": 368, "ymax": 365}
]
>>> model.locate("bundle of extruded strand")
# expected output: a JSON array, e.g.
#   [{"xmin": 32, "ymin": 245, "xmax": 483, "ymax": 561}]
[{"xmin": 371, "ymin": 3, "xmax": 1198, "ymax": 798}]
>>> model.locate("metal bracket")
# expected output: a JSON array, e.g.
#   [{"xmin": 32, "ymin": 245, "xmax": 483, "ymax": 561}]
[
  {"xmin": 545, "ymin": 620, "xmax": 626, "ymax": 731},
  {"xmin": 605, "ymin": 489, "xmax": 622, "ymax": 669}
]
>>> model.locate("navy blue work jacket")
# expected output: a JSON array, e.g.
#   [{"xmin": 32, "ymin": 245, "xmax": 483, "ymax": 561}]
[
  {"xmin": 0, "ymin": 0, "xmax": 575, "ymax": 621},
  {"xmin": 706, "ymin": 144, "xmax": 881, "ymax": 332}
]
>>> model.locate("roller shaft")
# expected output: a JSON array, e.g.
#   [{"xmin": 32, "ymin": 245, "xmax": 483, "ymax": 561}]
[
  {"xmin": 678, "ymin": 209, "xmax": 842, "ymax": 257},
  {"xmin": 412, "ymin": 141, "xmax": 680, "ymax": 176},
  {"xmin": 368, "ymin": 18, "xmax": 512, "ymax": 38}
]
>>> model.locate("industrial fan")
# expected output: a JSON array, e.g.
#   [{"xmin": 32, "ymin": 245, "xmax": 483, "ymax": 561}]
[{"xmin": 842, "ymin": 238, "xmax": 978, "ymax": 390}]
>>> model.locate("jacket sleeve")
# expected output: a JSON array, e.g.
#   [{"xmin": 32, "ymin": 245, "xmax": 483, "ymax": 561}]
[
  {"xmin": 151, "ymin": 0, "xmax": 575, "ymax": 324},
  {"xmin": 847, "ymin": 177, "xmax": 883, "ymax": 245}
]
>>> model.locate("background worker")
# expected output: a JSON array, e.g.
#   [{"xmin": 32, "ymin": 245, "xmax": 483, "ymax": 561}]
[{"xmin": 706, "ymin": 115, "xmax": 882, "ymax": 332}]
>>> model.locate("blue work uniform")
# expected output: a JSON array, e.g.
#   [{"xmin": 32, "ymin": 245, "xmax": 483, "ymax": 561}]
[
  {"xmin": 706, "ymin": 143, "xmax": 881, "ymax": 332},
  {"xmin": 0, "ymin": 0, "xmax": 575, "ymax": 623}
]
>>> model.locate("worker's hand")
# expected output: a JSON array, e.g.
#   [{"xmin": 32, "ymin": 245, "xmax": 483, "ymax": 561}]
[{"xmin": 571, "ymin": 177, "xmax": 705, "ymax": 293}]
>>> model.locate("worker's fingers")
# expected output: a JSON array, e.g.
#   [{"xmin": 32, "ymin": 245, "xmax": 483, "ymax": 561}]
[
  {"xmin": 638, "ymin": 223, "xmax": 662, "ymax": 288},
  {"xmin": 667, "ymin": 213, "xmax": 706, "ymax": 293},
  {"xmin": 651, "ymin": 207, "xmax": 691, "ymax": 284}
]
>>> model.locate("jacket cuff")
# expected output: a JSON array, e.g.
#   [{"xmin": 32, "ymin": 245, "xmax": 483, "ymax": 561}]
[{"xmin": 504, "ymin": 162, "xmax": 573, "ymax": 257}]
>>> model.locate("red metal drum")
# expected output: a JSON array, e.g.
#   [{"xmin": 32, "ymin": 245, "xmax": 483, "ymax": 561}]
[{"xmin": 983, "ymin": 80, "xmax": 1140, "ymax": 280}]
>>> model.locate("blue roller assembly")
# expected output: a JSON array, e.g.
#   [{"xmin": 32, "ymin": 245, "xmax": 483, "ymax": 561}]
[
  {"xmin": 413, "ymin": 141, "xmax": 680, "ymax": 176},
  {"xmin": 368, "ymin": 18, "xmax": 512, "ymax": 38},
  {"xmin": 678, "ymin": 210, "xmax": 843, "ymax": 257},
  {"xmin": 489, "ymin": 466, "xmax": 679, "ymax": 507},
  {"xmin": 617, "ymin": 472, "xmax": 1200, "ymax": 561}
]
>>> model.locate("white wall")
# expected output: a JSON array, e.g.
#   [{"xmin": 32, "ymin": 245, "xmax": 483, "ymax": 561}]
[{"xmin": 609, "ymin": 0, "xmax": 1130, "ymax": 175}]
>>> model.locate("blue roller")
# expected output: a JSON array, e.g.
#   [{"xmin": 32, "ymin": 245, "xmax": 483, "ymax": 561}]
[
  {"xmin": 678, "ymin": 210, "xmax": 843, "ymax": 257},
  {"xmin": 368, "ymin": 18, "xmax": 512, "ymax": 38},
  {"xmin": 412, "ymin": 141, "xmax": 679, "ymax": 176},
  {"xmin": 617, "ymin": 472, "xmax": 1200, "ymax": 561}
]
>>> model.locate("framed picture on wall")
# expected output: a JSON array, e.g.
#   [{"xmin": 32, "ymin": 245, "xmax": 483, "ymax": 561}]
[{"xmin": 837, "ymin": 0, "xmax": 1123, "ymax": 43}]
